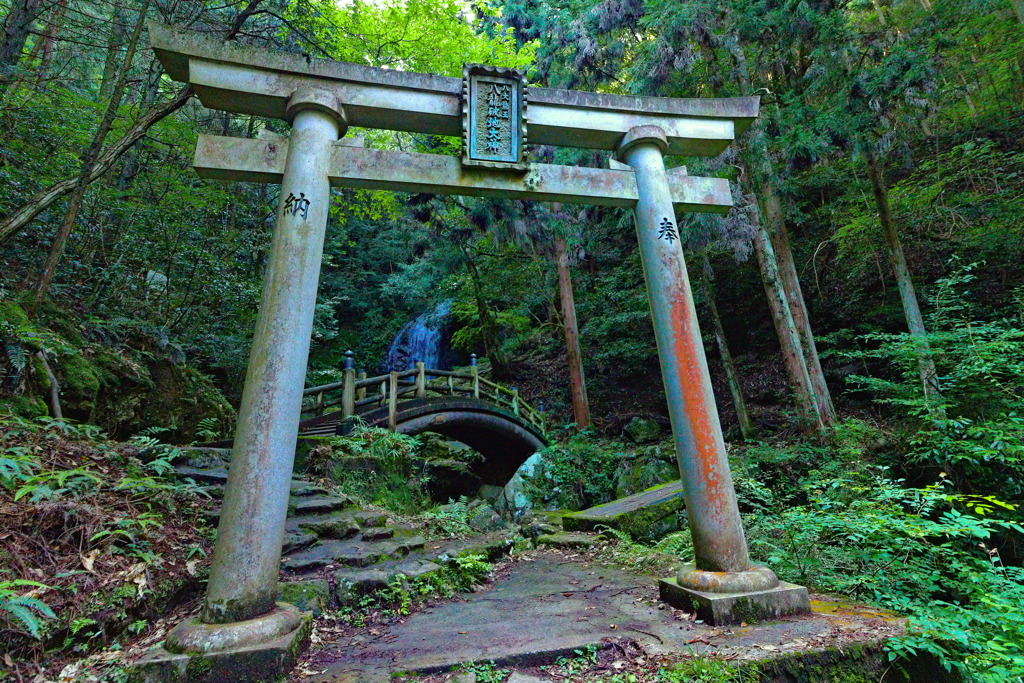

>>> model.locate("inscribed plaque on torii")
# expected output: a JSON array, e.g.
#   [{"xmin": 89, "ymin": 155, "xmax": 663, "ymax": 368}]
[{"xmin": 462, "ymin": 64, "xmax": 527, "ymax": 170}]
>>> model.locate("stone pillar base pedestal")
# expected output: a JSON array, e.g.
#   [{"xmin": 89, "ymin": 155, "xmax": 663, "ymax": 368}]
[
  {"xmin": 660, "ymin": 572, "xmax": 810, "ymax": 626},
  {"xmin": 130, "ymin": 604, "xmax": 311, "ymax": 683}
]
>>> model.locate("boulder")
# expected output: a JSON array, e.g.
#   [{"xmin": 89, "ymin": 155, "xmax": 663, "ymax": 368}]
[
  {"xmin": 499, "ymin": 451, "xmax": 545, "ymax": 519},
  {"xmin": 466, "ymin": 503, "xmax": 506, "ymax": 532},
  {"xmin": 623, "ymin": 416, "xmax": 662, "ymax": 444}
]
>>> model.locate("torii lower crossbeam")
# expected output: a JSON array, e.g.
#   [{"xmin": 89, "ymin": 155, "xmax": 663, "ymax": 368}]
[{"xmin": 194, "ymin": 134, "xmax": 732, "ymax": 211}]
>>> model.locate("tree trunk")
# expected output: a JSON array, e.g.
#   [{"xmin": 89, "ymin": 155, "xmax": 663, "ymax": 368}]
[
  {"xmin": 554, "ymin": 233, "xmax": 591, "ymax": 427},
  {"xmin": 7, "ymin": 0, "xmax": 65, "ymax": 94},
  {"xmin": 1012, "ymin": 0, "xmax": 1024, "ymax": 25},
  {"xmin": 725, "ymin": 31, "xmax": 836, "ymax": 428},
  {"xmin": 35, "ymin": 350, "xmax": 62, "ymax": 421},
  {"xmin": 864, "ymin": 148, "xmax": 943, "ymax": 407},
  {"xmin": 700, "ymin": 254, "xmax": 756, "ymax": 440},
  {"xmin": 33, "ymin": 0, "xmax": 151, "ymax": 306},
  {"xmin": 0, "ymin": 0, "xmax": 262, "ymax": 248},
  {"xmin": 0, "ymin": 0, "xmax": 42, "ymax": 96},
  {"xmin": 0, "ymin": 85, "xmax": 193, "ymax": 246},
  {"xmin": 752, "ymin": 221, "xmax": 824, "ymax": 434},
  {"xmin": 760, "ymin": 185, "xmax": 837, "ymax": 425},
  {"xmin": 459, "ymin": 243, "xmax": 508, "ymax": 374},
  {"xmin": 99, "ymin": 1, "xmax": 128, "ymax": 101}
]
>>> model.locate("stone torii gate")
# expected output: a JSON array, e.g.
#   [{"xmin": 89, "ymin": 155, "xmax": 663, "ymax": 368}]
[{"xmin": 136, "ymin": 23, "xmax": 808, "ymax": 681}]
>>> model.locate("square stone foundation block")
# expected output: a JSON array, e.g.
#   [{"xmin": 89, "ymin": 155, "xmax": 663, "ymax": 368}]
[
  {"xmin": 659, "ymin": 577, "xmax": 810, "ymax": 626},
  {"xmin": 130, "ymin": 615, "xmax": 311, "ymax": 683}
]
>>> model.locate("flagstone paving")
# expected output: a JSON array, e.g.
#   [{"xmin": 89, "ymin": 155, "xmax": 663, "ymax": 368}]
[{"xmin": 292, "ymin": 551, "xmax": 910, "ymax": 682}]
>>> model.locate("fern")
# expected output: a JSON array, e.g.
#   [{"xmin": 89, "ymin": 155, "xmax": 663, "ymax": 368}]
[{"xmin": 0, "ymin": 580, "xmax": 55, "ymax": 639}]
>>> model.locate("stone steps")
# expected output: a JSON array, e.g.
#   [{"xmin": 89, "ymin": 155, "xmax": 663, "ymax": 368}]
[{"xmin": 173, "ymin": 457, "xmax": 516, "ymax": 617}]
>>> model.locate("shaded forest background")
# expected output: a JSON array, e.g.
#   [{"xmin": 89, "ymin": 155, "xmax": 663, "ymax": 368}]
[{"xmin": 1, "ymin": 0, "xmax": 1024, "ymax": 680}]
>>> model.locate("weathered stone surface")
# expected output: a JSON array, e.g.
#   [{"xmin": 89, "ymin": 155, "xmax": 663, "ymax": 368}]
[
  {"xmin": 173, "ymin": 466, "xmax": 228, "ymax": 485},
  {"xmin": 177, "ymin": 447, "xmax": 231, "ymax": 469},
  {"xmin": 277, "ymin": 579, "xmax": 330, "ymax": 616},
  {"xmin": 333, "ymin": 547, "xmax": 386, "ymax": 568},
  {"xmin": 467, "ymin": 503, "xmax": 506, "ymax": 532},
  {"xmin": 281, "ymin": 529, "xmax": 318, "ymax": 554},
  {"xmin": 294, "ymin": 552, "xmax": 948, "ymax": 682},
  {"xmin": 353, "ymin": 510, "xmax": 388, "ymax": 527},
  {"xmin": 292, "ymin": 496, "xmax": 350, "ymax": 515},
  {"xmin": 394, "ymin": 559, "xmax": 442, "ymax": 581},
  {"xmin": 335, "ymin": 569, "xmax": 392, "ymax": 605},
  {"xmin": 500, "ymin": 451, "xmax": 545, "ymax": 518},
  {"xmin": 477, "ymin": 485, "xmax": 505, "ymax": 505},
  {"xmin": 659, "ymin": 577, "xmax": 811, "ymax": 625},
  {"xmin": 561, "ymin": 480, "xmax": 684, "ymax": 541},
  {"xmin": 623, "ymin": 416, "xmax": 662, "ymax": 444},
  {"xmin": 535, "ymin": 532, "xmax": 597, "ymax": 549},
  {"xmin": 396, "ymin": 536, "xmax": 426, "ymax": 553},
  {"xmin": 281, "ymin": 545, "xmax": 338, "ymax": 573},
  {"xmin": 297, "ymin": 513, "xmax": 361, "ymax": 539},
  {"xmin": 421, "ymin": 458, "xmax": 482, "ymax": 502},
  {"xmin": 130, "ymin": 612, "xmax": 310, "ymax": 683},
  {"xmin": 290, "ymin": 481, "xmax": 331, "ymax": 497},
  {"xmin": 507, "ymin": 674, "xmax": 552, "ymax": 683},
  {"xmin": 614, "ymin": 449, "xmax": 677, "ymax": 499},
  {"xmin": 361, "ymin": 527, "xmax": 394, "ymax": 541},
  {"xmin": 434, "ymin": 533, "xmax": 514, "ymax": 562}
]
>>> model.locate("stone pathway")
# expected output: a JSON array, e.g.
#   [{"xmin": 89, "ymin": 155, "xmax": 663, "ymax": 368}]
[
  {"xmin": 175, "ymin": 449, "xmax": 515, "ymax": 616},
  {"xmin": 291, "ymin": 551, "xmax": 911, "ymax": 682},
  {"xmin": 176, "ymin": 450, "xmax": 936, "ymax": 683}
]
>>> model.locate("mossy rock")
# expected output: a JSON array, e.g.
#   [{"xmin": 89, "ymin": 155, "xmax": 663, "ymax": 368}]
[
  {"xmin": 615, "ymin": 456, "xmax": 677, "ymax": 498},
  {"xmin": 56, "ymin": 348, "xmax": 102, "ymax": 419},
  {"xmin": 278, "ymin": 579, "xmax": 331, "ymax": 616},
  {"xmin": 562, "ymin": 480, "xmax": 684, "ymax": 542},
  {"xmin": 6, "ymin": 393, "xmax": 47, "ymax": 418},
  {"xmin": 623, "ymin": 416, "xmax": 662, "ymax": 444},
  {"xmin": 0, "ymin": 299, "xmax": 30, "ymax": 327}
]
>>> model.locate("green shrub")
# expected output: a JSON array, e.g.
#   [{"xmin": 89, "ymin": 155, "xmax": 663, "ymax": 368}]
[
  {"xmin": 304, "ymin": 424, "xmax": 431, "ymax": 514},
  {"xmin": 746, "ymin": 474, "xmax": 1024, "ymax": 680},
  {"xmin": 843, "ymin": 261, "xmax": 1024, "ymax": 499},
  {"xmin": 523, "ymin": 430, "xmax": 624, "ymax": 510}
]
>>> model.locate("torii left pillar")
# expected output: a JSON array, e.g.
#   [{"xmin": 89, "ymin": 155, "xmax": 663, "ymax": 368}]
[{"xmin": 135, "ymin": 88, "xmax": 344, "ymax": 681}]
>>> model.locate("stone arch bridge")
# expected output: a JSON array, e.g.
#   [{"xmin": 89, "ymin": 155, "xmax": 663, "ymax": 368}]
[{"xmin": 297, "ymin": 357, "xmax": 548, "ymax": 485}]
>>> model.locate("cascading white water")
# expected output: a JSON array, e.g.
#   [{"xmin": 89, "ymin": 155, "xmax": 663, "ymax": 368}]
[{"xmin": 385, "ymin": 300, "xmax": 453, "ymax": 371}]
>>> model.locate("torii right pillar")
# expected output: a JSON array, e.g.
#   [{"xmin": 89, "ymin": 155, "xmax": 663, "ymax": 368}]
[{"xmin": 619, "ymin": 125, "xmax": 810, "ymax": 624}]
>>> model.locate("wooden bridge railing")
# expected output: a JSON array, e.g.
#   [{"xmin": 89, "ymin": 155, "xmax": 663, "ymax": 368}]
[{"xmin": 300, "ymin": 353, "xmax": 546, "ymax": 436}]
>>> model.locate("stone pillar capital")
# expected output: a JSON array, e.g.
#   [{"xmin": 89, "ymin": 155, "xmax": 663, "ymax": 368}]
[
  {"xmin": 286, "ymin": 87, "xmax": 347, "ymax": 134},
  {"xmin": 616, "ymin": 125, "xmax": 668, "ymax": 161}
]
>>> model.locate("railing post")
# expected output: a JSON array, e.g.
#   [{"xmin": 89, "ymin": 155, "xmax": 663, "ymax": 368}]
[
  {"xmin": 471, "ymin": 353, "xmax": 480, "ymax": 399},
  {"xmin": 415, "ymin": 361, "xmax": 426, "ymax": 398},
  {"xmin": 356, "ymin": 370, "xmax": 366, "ymax": 401},
  {"xmin": 315, "ymin": 391, "xmax": 325, "ymax": 417},
  {"xmin": 342, "ymin": 350, "xmax": 356, "ymax": 417},
  {"xmin": 388, "ymin": 371, "xmax": 398, "ymax": 429}
]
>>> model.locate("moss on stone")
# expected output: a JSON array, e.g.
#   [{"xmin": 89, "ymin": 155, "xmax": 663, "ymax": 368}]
[
  {"xmin": 7, "ymin": 394, "xmax": 47, "ymax": 418},
  {"xmin": 58, "ymin": 349, "xmax": 101, "ymax": 417},
  {"xmin": 277, "ymin": 580, "xmax": 331, "ymax": 616},
  {"xmin": 186, "ymin": 653, "xmax": 213, "ymax": 679},
  {"xmin": 0, "ymin": 299, "xmax": 30, "ymax": 328}
]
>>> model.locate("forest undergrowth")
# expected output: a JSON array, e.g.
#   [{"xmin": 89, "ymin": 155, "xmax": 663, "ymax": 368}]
[{"xmin": 0, "ymin": 417, "xmax": 215, "ymax": 681}]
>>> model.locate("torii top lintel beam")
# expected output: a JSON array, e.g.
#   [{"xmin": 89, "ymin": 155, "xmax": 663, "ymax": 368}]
[{"xmin": 149, "ymin": 23, "xmax": 758, "ymax": 158}]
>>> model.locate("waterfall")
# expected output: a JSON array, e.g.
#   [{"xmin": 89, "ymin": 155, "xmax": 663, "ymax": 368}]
[{"xmin": 385, "ymin": 300, "xmax": 453, "ymax": 371}]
